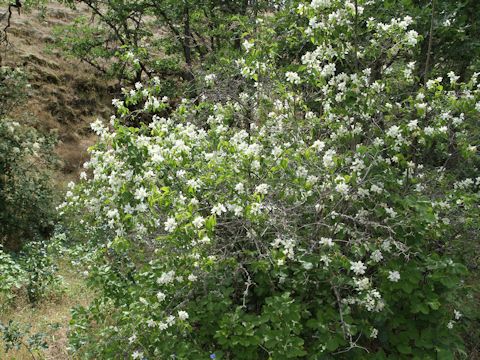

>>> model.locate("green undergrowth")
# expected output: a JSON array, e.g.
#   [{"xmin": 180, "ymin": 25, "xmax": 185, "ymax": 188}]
[{"xmin": 0, "ymin": 258, "xmax": 92, "ymax": 360}]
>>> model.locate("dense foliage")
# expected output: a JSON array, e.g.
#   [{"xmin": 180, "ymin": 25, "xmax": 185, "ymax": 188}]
[
  {"xmin": 50, "ymin": 0, "xmax": 480, "ymax": 96},
  {"xmin": 60, "ymin": 1, "xmax": 480, "ymax": 358},
  {"xmin": 375, "ymin": 0, "xmax": 480, "ymax": 80},
  {"xmin": 0, "ymin": 241, "xmax": 61, "ymax": 307},
  {"xmin": 0, "ymin": 67, "xmax": 57, "ymax": 251},
  {"xmin": 53, "ymin": 0, "xmax": 273, "ymax": 91}
]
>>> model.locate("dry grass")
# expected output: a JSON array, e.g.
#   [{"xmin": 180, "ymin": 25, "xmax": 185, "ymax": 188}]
[
  {"xmin": 1, "ymin": 3, "xmax": 115, "ymax": 180},
  {"xmin": 0, "ymin": 262, "xmax": 92, "ymax": 360}
]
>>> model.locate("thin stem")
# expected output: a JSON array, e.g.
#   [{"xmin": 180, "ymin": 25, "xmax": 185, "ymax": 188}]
[{"xmin": 424, "ymin": 0, "xmax": 435, "ymax": 84}]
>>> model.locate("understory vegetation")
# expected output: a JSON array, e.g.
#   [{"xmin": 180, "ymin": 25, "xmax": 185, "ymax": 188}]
[{"xmin": 1, "ymin": 0, "xmax": 479, "ymax": 359}]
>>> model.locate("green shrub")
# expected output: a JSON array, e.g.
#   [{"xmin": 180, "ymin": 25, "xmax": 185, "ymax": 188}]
[
  {"xmin": 62, "ymin": 1, "xmax": 479, "ymax": 358},
  {"xmin": 0, "ymin": 319, "xmax": 60, "ymax": 357},
  {"xmin": 0, "ymin": 67, "xmax": 60, "ymax": 308},
  {"xmin": 0, "ymin": 67, "xmax": 28, "ymax": 117},
  {"xmin": 0, "ymin": 241, "xmax": 63, "ymax": 308},
  {"xmin": 0, "ymin": 67, "xmax": 57, "ymax": 251},
  {"xmin": 0, "ymin": 245, "xmax": 27, "ymax": 308}
]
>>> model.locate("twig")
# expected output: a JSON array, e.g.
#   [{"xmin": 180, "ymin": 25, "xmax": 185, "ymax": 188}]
[
  {"xmin": 353, "ymin": 0, "xmax": 359, "ymax": 70},
  {"xmin": 1, "ymin": 0, "xmax": 22, "ymax": 45},
  {"xmin": 239, "ymin": 264, "xmax": 253, "ymax": 308},
  {"xmin": 424, "ymin": 0, "xmax": 435, "ymax": 84},
  {"xmin": 332, "ymin": 284, "xmax": 349, "ymax": 341}
]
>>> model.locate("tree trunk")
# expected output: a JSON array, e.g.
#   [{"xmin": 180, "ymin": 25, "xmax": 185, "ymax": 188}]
[{"xmin": 183, "ymin": 1, "xmax": 194, "ymax": 82}]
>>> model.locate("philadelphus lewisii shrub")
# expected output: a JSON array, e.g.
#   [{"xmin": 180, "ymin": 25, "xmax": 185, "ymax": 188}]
[{"xmin": 61, "ymin": 1, "xmax": 479, "ymax": 359}]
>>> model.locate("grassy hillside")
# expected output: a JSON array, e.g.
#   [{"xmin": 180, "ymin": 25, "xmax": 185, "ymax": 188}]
[{"xmin": 1, "ymin": 3, "xmax": 113, "ymax": 181}]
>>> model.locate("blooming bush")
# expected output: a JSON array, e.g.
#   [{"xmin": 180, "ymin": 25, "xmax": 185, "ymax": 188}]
[
  {"xmin": 62, "ymin": 1, "xmax": 479, "ymax": 358},
  {"xmin": 0, "ymin": 68, "xmax": 58, "ymax": 250}
]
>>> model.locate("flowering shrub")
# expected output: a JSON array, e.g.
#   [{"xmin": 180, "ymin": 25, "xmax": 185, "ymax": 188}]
[
  {"xmin": 62, "ymin": 1, "xmax": 479, "ymax": 358},
  {"xmin": 0, "ymin": 68, "xmax": 58, "ymax": 250}
]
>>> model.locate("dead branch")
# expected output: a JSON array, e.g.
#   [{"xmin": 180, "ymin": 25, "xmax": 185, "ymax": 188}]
[{"xmin": 1, "ymin": 0, "xmax": 22, "ymax": 45}]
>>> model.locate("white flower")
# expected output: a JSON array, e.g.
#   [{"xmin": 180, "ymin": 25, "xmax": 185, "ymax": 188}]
[
  {"xmin": 388, "ymin": 270, "xmax": 401, "ymax": 282},
  {"xmin": 302, "ymin": 262, "xmax": 314, "ymax": 270},
  {"xmin": 128, "ymin": 334, "xmax": 137, "ymax": 344},
  {"xmin": 112, "ymin": 99, "xmax": 124, "ymax": 109},
  {"xmin": 164, "ymin": 217, "xmax": 177, "ymax": 233},
  {"xmin": 350, "ymin": 261, "xmax": 367, "ymax": 275},
  {"xmin": 132, "ymin": 350, "xmax": 143, "ymax": 359},
  {"xmin": 354, "ymin": 277, "xmax": 370, "ymax": 291},
  {"xmin": 447, "ymin": 71, "xmax": 460, "ymax": 84},
  {"xmin": 205, "ymin": 73, "xmax": 217, "ymax": 85},
  {"xmin": 192, "ymin": 216, "xmax": 205, "ymax": 229},
  {"xmin": 386, "ymin": 125, "xmax": 401, "ymax": 138},
  {"xmin": 188, "ymin": 274, "xmax": 197, "ymax": 282},
  {"xmin": 385, "ymin": 207, "xmax": 397, "ymax": 218},
  {"xmin": 107, "ymin": 209, "xmax": 119, "ymax": 219},
  {"xmin": 424, "ymin": 126, "xmax": 434, "ymax": 136},
  {"xmin": 134, "ymin": 187, "xmax": 148, "ymax": 201},
  {"xmin": 425, "ymin": 79, "xmax": 436, "ymax": 89},
  {"xmin": 243, "ymin": 39, "xmax": 254, "ymax": 52},
  {"xmin": 447, "ymin": 320, "xmax": 454, "ymax": 329},
  {"xmin": 147, "ymin": 319, "xmax": 156, "ymax": 327},
  {"xmin": 311, "ymin": 0, "xmax": 331, "ymax": 9},
  {"xmin": 335, "ymin": 182, "xmax": 349, "ymax": 195},
  {"xmin": 178, "ymin": 310, "xmax": 189, "ymax": 321},
  {"xmin": 156, "ymin": 291, "xmax": 166, "ymax": 302},
  {"xmin": 255, "ymin": 183, "xmax": 269, "ymax": 195},
  {"xmin": 371, "ymin": 250, "xmax": 383, "ymax": 263},
  {"xmin": 139, "ymin": 297, "xmax": 148, "ymax": 305},
  {"xmin": 200, "ymin": 235, "xmax": 211, "ymax": 244},
  {"xmin": 321, "ymin": 255, "xmax": 331, "ymax": 267},
  {"xmin": 306, "ymin": 175, "xmax": 318, "ymax": 185},
  {"xmin": 285, "ymin": 71, "xmax": 301, "ymax": 84},
  {"xmin": 370, "ymin": 184, "xmax": 383, "ymax": 194},
  {"xmin": 405, "ymin": 30, "xmax": 418, "ymax": 46},
  {"xmin": 157, "ymin": 271, "xmax": 175, "ymax": 285},
  {"xmin": 454, "ymin": 310, "xmax": 462, "ymax": 320},
  {"xmin": 90, "ymin": 119, "xmax": 106, "ymax": 135},
  {"xmin": 407, "ymin": 120, "xmax": 418, "ymax": 131},
  {"xmin": 323, "ymin": 149, "xmax": 336, "ymax": 168},
  {"xmin": 370, "ymin": 328, "xmax": 378, "ymax": 339},
  {"xmin": 235, "ymin": 183, "xmax": 245, "ymax": 194},
  {"xmin": 319, "ymin": 237, "xmax": 334, "ymax": 247},
  {"xmin": 311, "ymin": 140, "xmax": 325, "ymax": 152},
  {"xmin": 211, "ymin": 203, "xmax": 227, "ymax": 216}
]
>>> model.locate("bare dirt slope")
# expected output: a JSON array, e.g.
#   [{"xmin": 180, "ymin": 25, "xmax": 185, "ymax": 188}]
[{"xmin": 1, "ymin": 3, "xmax": 114, "ymax": 179}]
